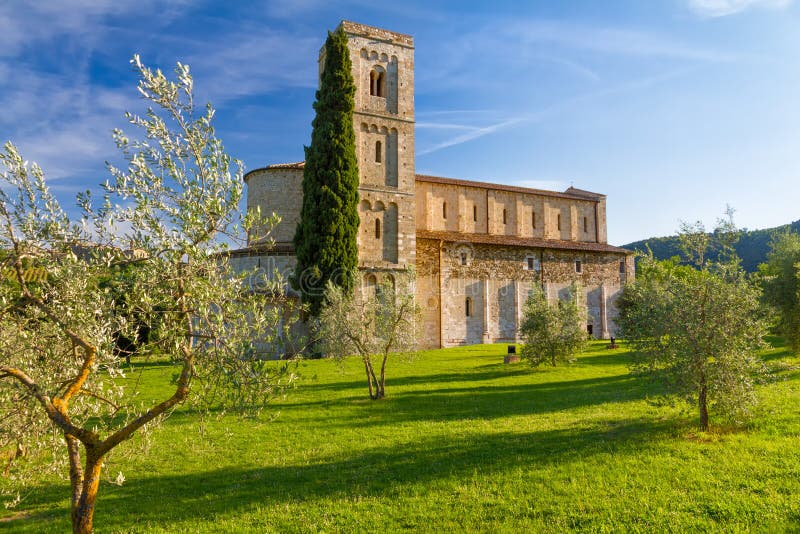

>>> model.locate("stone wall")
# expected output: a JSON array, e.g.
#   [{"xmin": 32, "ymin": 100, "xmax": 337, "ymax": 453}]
[
  {"xmin": 227, "ymin": 253, "xmax": 298, "ymax": 293},
  {"xmin": 416, "ymin": 238, "xmax": 442, "ymax": 348},
  {"xmin": 339, "ymin": 20, "xmax": 417, "ymax": 272},
  {"xmin": 416, "ymin": 238, "xmax": 632, "ymax": 348},
  {"xmin": 416, "ymin": 179, "xmax": 604, "ymax": 244},
  {"xmin": 338, "ymin": 21, "xmax": 414, "ymax": 121},
  {"xmin": 245, "ymin": 167, "xmax": 303, "ymax": 245}
]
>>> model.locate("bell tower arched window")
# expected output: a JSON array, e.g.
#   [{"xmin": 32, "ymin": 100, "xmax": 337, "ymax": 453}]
[
  {"xmin": 369, "ymin": 68, "xmax": 385, "ymax": 97},
  {"xmin": 375, "ymin": 140, "xmax": 382, "ymax": 163},
  {"xmin": 375, "ymin": 218, "xmax": 381, "ymax": 239}
]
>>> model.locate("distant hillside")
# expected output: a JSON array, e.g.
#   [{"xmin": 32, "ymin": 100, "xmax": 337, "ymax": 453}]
[{"xmin": 622, "ymin": 220, "xmax": 800, "ymax": 273}]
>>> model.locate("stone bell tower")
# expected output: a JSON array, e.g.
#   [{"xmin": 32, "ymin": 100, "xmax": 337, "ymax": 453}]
[{"xmin": 321, "ymin": 21, "xmax": 416, "ymax": 277}]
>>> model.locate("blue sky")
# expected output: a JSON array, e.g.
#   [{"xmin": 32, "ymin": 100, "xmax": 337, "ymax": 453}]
[{"xmin": 2, "ymin": 0, "xmax": 799, "ymax": 244}]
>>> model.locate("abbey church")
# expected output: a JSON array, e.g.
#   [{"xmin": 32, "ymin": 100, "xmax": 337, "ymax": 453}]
[{"xmin": 231, "ymin": 21, "xmax": 634, "ymax": 349}]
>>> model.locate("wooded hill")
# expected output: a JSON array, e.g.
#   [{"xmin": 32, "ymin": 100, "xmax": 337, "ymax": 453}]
[{"xmin": 622, "ymin": 220, "xmax": 800, "ymax": 272}]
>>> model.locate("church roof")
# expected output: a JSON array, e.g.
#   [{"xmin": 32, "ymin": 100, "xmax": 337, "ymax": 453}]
[
  {"xmin": 415, "ymin": 174, "xmax": 605, "ymax": 202},
  {"xmin": 265, "ymin": 161, "xmax": 305, "ymax": 169},
  {"xmin": 416, "ymin": 229, "xmax": 632, "ymax": 255}
]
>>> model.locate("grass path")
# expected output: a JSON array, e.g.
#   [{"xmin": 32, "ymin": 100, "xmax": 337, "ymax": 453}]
[{"xmin": 2, "ymin": 340, "xmax": 800, "ymax": 532}]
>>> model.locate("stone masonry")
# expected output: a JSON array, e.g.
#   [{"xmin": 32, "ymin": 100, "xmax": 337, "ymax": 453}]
[{"xmin": 233, "ymin": 20, "xmax": 634, "ymax": 349}]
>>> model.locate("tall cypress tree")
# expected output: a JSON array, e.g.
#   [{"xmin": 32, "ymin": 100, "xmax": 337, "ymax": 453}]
[{"xmin": 291, "ymin": 27, "xmax": 360, "ymax": 316}]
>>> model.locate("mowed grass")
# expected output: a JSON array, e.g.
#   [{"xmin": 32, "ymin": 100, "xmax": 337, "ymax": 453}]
[{"xmin": 3, "ymin": 339, "xmax": 800, "ymax": 532}]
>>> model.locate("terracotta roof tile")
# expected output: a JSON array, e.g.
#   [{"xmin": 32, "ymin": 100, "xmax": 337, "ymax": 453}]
[
  {"xmin": 266, "ymin": 161, "xmax": 305, "ymax": 169},
  {"xmin": 416, "ymin": 229, "xmax": 632, "ymax": 254},
  {"xmin": 224, "ymin": 243, "xmax": 296, "ymax": 257},
  {"xmin": 564, "ymin": 186, "xmax": 605, "ymax": 200}
]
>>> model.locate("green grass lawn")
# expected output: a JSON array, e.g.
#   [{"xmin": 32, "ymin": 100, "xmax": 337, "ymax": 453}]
[{"xmin": 3, "ymin": 339, "xmax": 800, "ymax": 532}]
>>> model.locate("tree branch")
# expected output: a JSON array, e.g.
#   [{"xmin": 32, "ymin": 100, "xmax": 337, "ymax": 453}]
[{"xmin": 0, "ymin": 365, "xmax": 98, "ymax": 444}]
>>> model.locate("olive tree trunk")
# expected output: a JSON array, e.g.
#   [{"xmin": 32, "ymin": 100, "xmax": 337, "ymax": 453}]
[{"xmin": 698, "ymin": 376, "xmax": 709, "ymax": 431}]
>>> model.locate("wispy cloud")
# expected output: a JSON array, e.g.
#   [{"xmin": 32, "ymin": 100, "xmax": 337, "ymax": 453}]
[
  {"xmin": 418, "ymin": 18, "xmax": 733, "ymax": 98},
  {"xmin": 264, "ymin": 0, "xmax": 333, "ymax": 19},
  {"xmin": 533, "ymin": 54, "xmax": 601, "ymax": 81},
  {"xmin": 500, "ymin": 20, "xmax": 735, "ymax": 62},
  {"xmin": 184, "ymin": 29, "xmax": 319, "ymax": 104},
  {"xmin": 417, "ymin": 118, "xmax": 525, "ymax": 156},
  {"xmin": 0, "ymin": 0, "xmax": 198, "ymax": 184},
  {"xmin": 0, "ymin": 1, "xmax": 321, "ymax": 190},
  {"xmin": 0, "ymin": 0, "xmax": 191, "ymax": 55},
  {"xmin": 416, "ymin": 109, "xmax": 500, "ymax": 118},
  {"xmin": 415, "ymin": 123, "xmax": 481, "ymax": 131},
  {"xmin": 416, "ymin": 66, "xmax": 699, "ymax": 157},
  {"xmin": 687, "ymin": 0, "xmax": 793, "ymax": 17}
]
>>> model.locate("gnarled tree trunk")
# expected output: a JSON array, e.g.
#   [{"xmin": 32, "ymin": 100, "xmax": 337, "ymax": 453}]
[
  {"xmin": 65, "ymin": 434, "xmax": 105, "ymax": 534},
  {"xmin": 72, "ymin": 453, "xmax": 103, "ymax": 534}
]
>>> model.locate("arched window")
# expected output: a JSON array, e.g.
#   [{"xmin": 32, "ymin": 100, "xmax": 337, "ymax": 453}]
[
  {"xmin": 502, "ymin": 208, "xmax": 507, "ymax": 225},
  {"xmin": 443, "ymin": 201, "xmax": 447, "ymax": 219},
  {"xmin": 365, "ymin": 274, "xmax": 378, "ymax": 297},
  {"xmin": 375, "ymin": 140, "xmax": 382, "ymax": 163},
  {"xmin": 385, "ymin": 273, "xmax": 395, "ymax": 293},
  {"xmin": 583, "ymin": 216, "xmax": 588, "ymax": 233},
  {"xmin": 375, "ymin": 218, "xmax": 381, "ymax": 239},
  {"xmin": 473, "ymin": 204, "xmax": 477, "ymax": 222},
  {"xmin": 465, "ymin": 297, "xmax": 472, "ymax": 317},
  {"xmin": 532, "ymin": 212, "xmax": 536, "ymax": 229},
  {"xmin": 557, "ymin": 214, "xmax": 562, "ymax": 231},
  {"xmin": 369, "ymin": 68, "xmax": 385, "ymax": 97}
]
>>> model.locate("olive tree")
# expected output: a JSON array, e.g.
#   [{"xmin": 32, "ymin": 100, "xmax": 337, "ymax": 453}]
[
  {"xmin": 617, "ymin": 255, "xmax": 767, "ymax": 431},
  {"xmin": 318, "ymin": 272, "xmax": 419, "ymax": 399},
  {"xmin": 519, "ymin": 285, "xmax": 587, "ymax": 367},
  {"xmin": 759, "ymin": 231, "xmax": 800, "ymax": 352},
  {"xmin": 0, "ymin": 57, "xmax": 296, "ymax": 533}
]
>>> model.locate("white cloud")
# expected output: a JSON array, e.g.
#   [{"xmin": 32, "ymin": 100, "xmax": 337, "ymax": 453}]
[{"xmin": 687, "ymin": 0, "xmax": 793, "ymax": 17}]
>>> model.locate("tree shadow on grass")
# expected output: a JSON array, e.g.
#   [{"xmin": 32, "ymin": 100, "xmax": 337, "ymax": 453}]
[
  {"xmin": 274, "ymin": 369, "xmax": 668, "ymax": 431},
  {"xmin": 292, "ymin": 344, "xmax": 634, "ymax": 396},
  {"xmin": 12, "ymin": 417, "xmax": 680, "ymax": 532},
  {"xmin": 295, "ymin": 365, "xmax": 535, "ymax": 394},
  {"xmin": 575, "ymin": 350, "xmax": 632, "ymax": 366}
]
